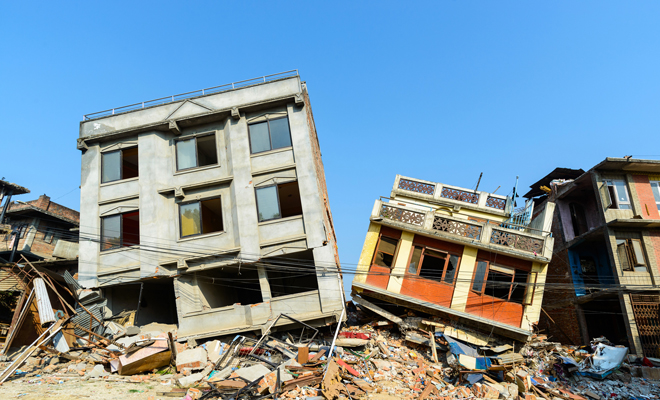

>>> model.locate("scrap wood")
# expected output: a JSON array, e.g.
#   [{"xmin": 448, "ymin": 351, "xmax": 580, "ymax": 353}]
[
  {"xmin": 38, "ymin": 345, "xmax": 82, "ymax": 361},
  {"xmin": 0, "ymin": 318, "xmax": 65, "ymax": 384},
  {"xmin": 281, "ymin": 373, "xmax": 322, "ymax": 392},
  {"xmin": 0, "ymin": 289, "xmax": 35, "ymax": 355},
  {"xmin": 336, "ymin": 357, "xmax": 360, "ymax": 377},
  {"xmin": 420, "ymin": 382, "xmax": 436, "ymax": 399},
  {"xmin": 19, "ymin": 256, "xmax": 76, "ymax": 315},
  {"xmin": 310, "ymin": 348, "xmax": 326, "ymax": 362},
  {"xmin": 322, "ymin": 359, "xmax": 345, "ymax": 400}
]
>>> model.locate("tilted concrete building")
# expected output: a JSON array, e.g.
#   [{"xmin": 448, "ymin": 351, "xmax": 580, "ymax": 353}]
[
  {"xmin": 530, "ymin": 158, "xmax": 660, "ymax": 357},
  {"xmin": 77, "ymin": 71, "xmax": 345, "ymax": 340},
  {"xmin": 352, "ymin": 175, "xmax": 555, "ymax": 341}
]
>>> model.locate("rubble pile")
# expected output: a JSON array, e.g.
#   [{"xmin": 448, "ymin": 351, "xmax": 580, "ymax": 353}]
[{"xmin": 0, "ymin": 261, "xmax": 659, "ymax": 399}]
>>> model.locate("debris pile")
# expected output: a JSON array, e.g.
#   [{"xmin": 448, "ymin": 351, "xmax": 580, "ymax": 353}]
[{"xmin": 0, "ymin": 258, "xmax": 659, "ymax": 399}]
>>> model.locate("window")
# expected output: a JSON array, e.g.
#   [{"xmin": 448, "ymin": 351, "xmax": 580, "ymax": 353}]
[
  {"xmin": 176, "ymin": 134, "xmax": 218, "ymax": 171},
  {"xmin": 569, "ymin": 202, "xmax": 588, "ymax": 237},
  {"xmin": 43, "ymin": 229, "xmax": 55, "ymax": 244},
  {"xmin": 651, "ymin": 181, "xmax": 660, "ymax": 211},
  {"xmin": 616, "ymin": 238, "xmax": 647, "ymax": 272},
  {"xmin": 102, "ymin": 147, "xmax": 139, "ymax": 183},
  {"xmin": 604, "ymin": 179, "xmax": 631, "ymax": 210},
  {"xmin": 372, "ymin": 236, "xmax": 399, "ymax": 269},
  {"xmin": 255, "ymin": 181, "xmax": 302, "ymax": 222},
  {"xmin": 248, "ymin": 117, "xmax": 292, "ymax": 154},
  {"xmin": 408, "ymin": 246, "xmax": 459, "ymax": 284},
  {"xmin": 101, "ymin": 211, "xmax": 140, "ymax": 251},
  {"xmin": 179, "ymin": 198, "xmax": 224, "ymax": 238},
  {"xmin": 472, "ymin": 260, "xmax": 533, "ymax": 304}
]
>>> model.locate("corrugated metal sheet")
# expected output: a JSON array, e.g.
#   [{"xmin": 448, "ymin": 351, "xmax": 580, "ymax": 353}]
[
  {"xmin": 63, "ymin": 270, "xmax": 81, "ymax": 299},
  {"xmin": 34, "ymin": 278, "xmax": 56, "ymax": 326},
  {"xmin": 72, "ymin": 300, "xmax": 106, "ymax": 336},
  {"xmin": 0, "ymin": 270, "xmax": 23, "ymax": 292}
]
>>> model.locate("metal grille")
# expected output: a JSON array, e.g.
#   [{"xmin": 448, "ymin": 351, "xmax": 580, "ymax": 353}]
[
  {"xmin": 380, "ymin": 204, "xmax": 425, "ymax": 226},
  {"xmin": 490, "ymin": 228, "xmax": 544, "ymax": 254},
  {"xmin": 441, "ymin": 187, "xmax": 479, "ymax": 204},
  {"xmin": 432, "ymin": 216, "xmax": 482, "ymax": 239},
  {"xmin": 398, "ymin": 179, "xmax": 435, "ymax": 195},
  {"xmin": 485, "ymin": 196, "xmax": 506, "ymax": 210},
  {"xmin": 631, "ymin": 294, "xmax": 660, "ymax": 358}
]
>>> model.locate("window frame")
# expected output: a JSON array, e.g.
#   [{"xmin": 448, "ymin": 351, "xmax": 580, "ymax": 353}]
[
  {"xmin": 406, "ymin": 245, "xmax": 460, "ymax": 285},
  {"xmin": 470, "ymin": 260, "xmax": 534, "ymax": 305},
  {"xmin": 43, "ymin": 229, "xmax": 55, "ymax": 244},
  {"xmin": 371, "ymin": 234, "xmax": 400, "ymax": 269},
  {"xmin": 175, "ymin": 132, "xmax": 218, "ymax": 172},
  {"xmin": 604, "ymin": 179, "xmax": 631, "ymax": 210},
  {"xmin": 101, "ymin": 146, "xmax": 139, "ymax": 184},
  {"xmin": 616, "ymin": 238, "xmax": 647, "ymax": 272},
  {"xmin": 651, "ymin": 181, "xmax": 660, "ymax": 211},
  {"xmin": 178, "ymin": 196, "xmax": 224, "ymax": 239},
  {"xmin": 248, "ymin": 116, "xmax": 292, "ymax": 155},
  {"xmin": 254, "ymin": 181, "xmax": 302, "ymax": 223},
  {"xmin": 100, "ymin": 211, "xmax": 140, "ymax": 251}
]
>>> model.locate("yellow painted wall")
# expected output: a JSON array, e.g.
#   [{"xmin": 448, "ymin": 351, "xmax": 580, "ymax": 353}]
[
  {"xmin": 450, "ymin": 246, "xmax": 479, "ymax": 311},
  {"xmin": 386, "ymin": 231, "xmax": 415, "ymax": 294},
  {"xmin": 520, "ymin": 262, "xmax": 547, "ymax": 330},
  {"xmin": 352, "ymin": 222, "xmax": 381, "ymax": 284}
]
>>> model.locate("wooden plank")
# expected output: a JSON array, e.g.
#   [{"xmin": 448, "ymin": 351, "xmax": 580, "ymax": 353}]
[
  {"xmin": 0, "ymin": 319, "xmax": 64, "ymax": 384},
  {"xmin": 429, "ymin": 331, "xmax": 438, "ymax": 363},
  {"xmin": 352, "ymin": 296, "xmax": 408, "ymax": 328},
  {"xmin": 119, "ymin": 350, "xmax": 171, "ymax": 376},
  {"xmin": 1, "ymin": 289, "xmax": 34, "ymax": 354}
]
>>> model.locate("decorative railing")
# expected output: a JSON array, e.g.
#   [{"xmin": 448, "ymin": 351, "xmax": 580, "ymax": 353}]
[
  {"xmin": 380, "ymin": 204, "xmax": 425, "ymax": 226},
  {"xmin": 490, "ymin": 228, "xmax": 544, "ymax": 254},
  {"xmin": 441, "ymin": 187, "xmax": 479, "ymax": 204},
  {"xmin": 397, "ymin": 179, "xmax": 435, "ymax": 195},
  {"xmin": 485, "ymin": 196, "xmax": 506, "ymax": 210},
  {"xmin": 432, "ymin": 216, "xmax": 482, "ymax": 240}
]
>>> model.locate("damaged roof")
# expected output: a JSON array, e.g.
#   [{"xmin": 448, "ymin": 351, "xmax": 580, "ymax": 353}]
[
  {"xmin": 523, "ymin": 167, "xmax": 585, "ymax": 199},
  {"xmin": 0, "ymin": 180, "xmax": 30, "ymax": 196}
]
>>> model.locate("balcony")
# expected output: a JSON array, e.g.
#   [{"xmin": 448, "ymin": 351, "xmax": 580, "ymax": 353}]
[
  {"xmin": 372, "ymin": 199, "xmax": 553, "ymax": 260},
  {"xmin": 392, "ymin": 175, "xmax": 510, "ymax": 215}
]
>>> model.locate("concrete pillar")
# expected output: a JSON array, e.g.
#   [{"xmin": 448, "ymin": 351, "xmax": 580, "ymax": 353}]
[
  {"xmin": 386, "ymin": 231, "xmax": 415, "ymax": 294},
  {"xmin": 521, "ymin": 262, "xmax": 548, "ymax": 330},
  {"xmin": 257, "ymin": 266, "xmax": 271, "ymax": 302},
  {"xmin": 21, "ymin": 218, "xmax": 38, "ymax": 252},
  {"xmin": 353, "ymin": 222, "xmax": 381, "ymax": 285},
  {"xmin": 450, "ymin": 246, "xmax": 479, "ymax": 312}
]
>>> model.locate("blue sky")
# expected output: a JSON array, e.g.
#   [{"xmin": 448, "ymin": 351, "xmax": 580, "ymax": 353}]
[{"xmin": 2, "ymin": 2, "xmax": 660, "ymax": 295}]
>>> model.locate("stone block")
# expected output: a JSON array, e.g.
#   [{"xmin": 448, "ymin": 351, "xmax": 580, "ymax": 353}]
[{"xmin": 177, "ymin": 347, "xmax": 208, "ymax": 372}]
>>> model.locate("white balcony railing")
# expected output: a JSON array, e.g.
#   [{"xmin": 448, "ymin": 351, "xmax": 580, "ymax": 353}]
[
  {"xmin": 393, "ymin": 176, "xmax": 510, "ymax": 213},
  {"xmin": 373, "ymin": 200, "xmax": 552, "ymax": 259}
]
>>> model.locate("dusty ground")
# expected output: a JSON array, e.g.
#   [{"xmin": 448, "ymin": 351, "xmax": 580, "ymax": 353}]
[{"xmin": 0, "ymin": 378, "xmax": 173, "ymax": 399}]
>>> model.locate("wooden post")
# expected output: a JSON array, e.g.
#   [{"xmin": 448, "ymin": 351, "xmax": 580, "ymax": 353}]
[{"xmin": 429, "ymin": 331, "xmax": 438, "ymax": 363}]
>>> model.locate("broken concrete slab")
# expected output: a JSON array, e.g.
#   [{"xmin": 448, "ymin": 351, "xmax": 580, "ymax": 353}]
[
  {"xmin": 176, "ymin": 347, "xmax": 207, "ymax": 372},
  {"xmin": 235, "ymin": 364, "xmax": 271, "ymax": 381}
]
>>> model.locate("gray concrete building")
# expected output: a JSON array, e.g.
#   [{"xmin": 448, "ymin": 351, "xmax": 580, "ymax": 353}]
[{"xmin": 77, "ymin": 71, "xmax": 345, "ymax": 340}]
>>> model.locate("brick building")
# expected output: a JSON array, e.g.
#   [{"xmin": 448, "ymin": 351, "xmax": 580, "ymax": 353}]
[
  {"xmin": 0, "ymin": 192, "xmax": 80, "ymax": 263},
  {"xmin": 529, "ymin": 158, "xmax": 660, "ymax": 357}
]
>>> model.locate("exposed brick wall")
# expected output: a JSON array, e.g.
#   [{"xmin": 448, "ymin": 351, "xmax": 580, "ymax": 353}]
[
  {"xmin": 301, "ymin": 86, "xmax": 341, "ymax": 268},
  {"xmin": 1, "ymin": 195, "xmax": 79, "ymax": 258},
  {"xmin": 632, "ymin": 175, "xmax": 660, "ymax": 219},
  {"xmin": 538, "ymin": 206, "xmax": 584, "ymax": 344},
  {"xmin": 650, "ymin": 232, "xmax": 660, "ymax": 277}
]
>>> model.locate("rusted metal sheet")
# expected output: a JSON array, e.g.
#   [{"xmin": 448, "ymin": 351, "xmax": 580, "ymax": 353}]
[
  {"xmin": 630, "ymin": 294, "xmax": 660, "ymax": 358},
  {"xmin": 0, "ymin": 270, "xmax": 22, "ymax": 291},
  {"xmin": 34, "ymin": 278, "xmax": 56, "ymax": 326}
]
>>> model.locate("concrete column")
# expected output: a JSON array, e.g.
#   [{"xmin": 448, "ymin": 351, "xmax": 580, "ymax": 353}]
[
  {"xmin": 521, "ymin": 262, "xmax": 548, "ymax": 330},
  {"xmin": 79, "ymin": 145, "xmax": 101, "ymax": 288},
  {"xmin": 21, "ymin": 218, "xmax": 38, "ymax": 252},
  {"xmin": 621, "ymin": 293, "xmax": 645, "ymax": 356},
  {"xmin": 386, "ymin": 231, "xmax": 415, "ymax": 294},
  {"xmin": 257, "ymin": 266, "xmax": 271, "ymax": 302},
  {"xmin": 450, "ymin": 246, "xmax": 479, "ymax": 311},
  {"xmin": 353, "ymin": 223, "xmax": 381, "ymax": 285}
]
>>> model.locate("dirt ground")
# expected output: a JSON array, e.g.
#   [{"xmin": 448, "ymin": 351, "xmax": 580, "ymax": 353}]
[{"xmin": 0, "ymin": 378, "xmax": 172, "ymax": 399}]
